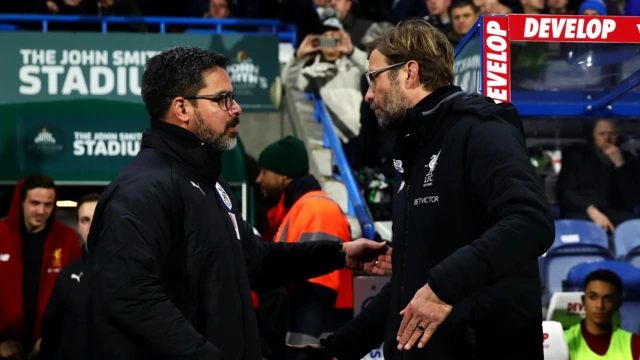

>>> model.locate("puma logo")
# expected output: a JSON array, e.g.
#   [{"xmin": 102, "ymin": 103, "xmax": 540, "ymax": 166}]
[
  {"xmin": 71, "ymin": 272, "xmax": 83, "ymax": 283},
  {"xmin": 190, "ymin": 181, "xmax": 205, "ymax": 196}
]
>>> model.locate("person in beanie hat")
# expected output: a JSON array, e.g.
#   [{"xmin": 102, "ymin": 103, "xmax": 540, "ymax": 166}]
[
  {"xmin": 255, "ymin": 136, "xmax": 373, "ymax": 360},
  {"xmin": 258, "ymin": 136, "xmax": 310, "ymax": 183},
  {"xmin": 579, "ymin": 0, "xmax": 607, "ymax": 15}
]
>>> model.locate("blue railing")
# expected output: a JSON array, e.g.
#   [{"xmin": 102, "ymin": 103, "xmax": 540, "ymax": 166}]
[
  {"xmin": 0, "ymin": 14, "xmax": 296, "ymax": 44},
  {"xmin": 312, "ymin": 97, "xmax": 376, "ymax": 240}
]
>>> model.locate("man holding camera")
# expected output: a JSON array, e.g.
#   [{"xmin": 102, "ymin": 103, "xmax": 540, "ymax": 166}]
[{"xmin": 282, "ymin": 17, "xmax": 367, "ymax": 143}]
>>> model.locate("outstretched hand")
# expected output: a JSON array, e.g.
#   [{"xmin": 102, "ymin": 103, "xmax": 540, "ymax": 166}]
[{"xmin": 343, "ymin": 239, "xmax": 392, "ymax": 274}]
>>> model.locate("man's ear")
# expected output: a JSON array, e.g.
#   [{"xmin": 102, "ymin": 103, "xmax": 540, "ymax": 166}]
[
  {"xmin": 171, "ymin": 97, "xmax": 192, "ymax": 124},
  {"xmin": 405, "ymin": 60, "xmax": 421, "ymax": 89},
  {"xmin": 581, "ymin": 294, "xmax": 585, "ymax": 305}
]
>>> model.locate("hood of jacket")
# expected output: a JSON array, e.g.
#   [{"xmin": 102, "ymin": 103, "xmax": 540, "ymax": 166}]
[
  {"xmin": 140, "ymin": 120, "xmax": 222, "ymax": 188},
  {"xmin": 394, "ymin": 85, "xmax": 523, "ymax": 179},
  {"xmin": 7, "ymin": 178, "xmax": 58, "ymax": 235}
]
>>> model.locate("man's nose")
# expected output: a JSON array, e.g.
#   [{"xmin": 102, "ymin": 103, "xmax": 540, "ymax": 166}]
[
  {"xmin": 364, "ymin": 87, "xmax": 375, "ymax": 103},
  {"xmin": 231, "ymin": 100, "xmax": 242, "ymax": 115}
]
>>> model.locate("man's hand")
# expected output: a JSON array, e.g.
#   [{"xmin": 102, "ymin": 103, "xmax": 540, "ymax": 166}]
[
  {"xmin": 0, "ymin": 339, "xmax": 23, "ymax": 360},
  {"xmin": 286, "ymin": 344, "xmax": 336, "ymax": 360},
  {"xmin": 603, "ymin": 145, "xmax": 625, "ymax": 168},
  {"xmin": 396, "ymin": 284, "xmax": 452, "ymax": 350},
  {"xmin": 343, "ymin": 239, "xmax": 392, "ymax": 273},
  {"xmin": 26, "ymin": 338, "xmax": 42, "ymax": 360},
  {"xmin": 46, "ymin": 1, "xmax": 60, "ymax": 13},
  {"xmin": 295, "ymin": 34, "xmax": 320, "ymax": 60},
  {"xmin": 336, "ymin": 31, "xmax": 354, "ymax": 56},
  {"xmin": 587, "ymin": 206, "xmax": 615, "ymax": 232}
]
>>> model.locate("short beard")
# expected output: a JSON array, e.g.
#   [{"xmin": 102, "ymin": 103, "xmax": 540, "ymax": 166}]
[
  {"xmin": 193, "ymin": 110, "xmax": 239, "ymax": 152},
  {"xmin": 373, "ymin": 75, "xmax": 411, "ymax": 130}
]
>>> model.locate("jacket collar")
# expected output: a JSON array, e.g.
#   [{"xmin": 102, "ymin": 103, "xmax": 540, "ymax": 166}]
[
  {"xmin": 284, "ymin": 174, "xmax": 322, "ymax": 209},
  {"xmin": 393, "ymin": 85, "xmax": 464, "ymax": 179},
  {"xmin": 141, "ymin": 121, "xmax": 222, "ymax": 187}
]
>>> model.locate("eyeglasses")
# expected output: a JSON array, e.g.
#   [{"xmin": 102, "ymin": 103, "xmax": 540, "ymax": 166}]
[
  {"xmin": 365, "ymin": 62, "xmax": 407, "ymax": 88},
  {"xmin": 184, "ymin": 92, "xmax": 236, "ymax": 111}
]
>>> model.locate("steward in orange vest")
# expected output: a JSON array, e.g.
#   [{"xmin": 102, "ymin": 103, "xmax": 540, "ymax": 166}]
[{"xmin": 254, "ymin": 136, "xmax": 353, "ymax": 357}]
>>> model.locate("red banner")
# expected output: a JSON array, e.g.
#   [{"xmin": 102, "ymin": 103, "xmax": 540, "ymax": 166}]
[
  {"xmin": 509, "ymin": 14, "xmax": 640, "ymax": 43},
  {"xmin": 482, "ymin": 15, "xmax": 511, "ymax": 104}
]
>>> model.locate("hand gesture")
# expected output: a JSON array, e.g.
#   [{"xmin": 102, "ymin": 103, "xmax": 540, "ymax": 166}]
[
  {"xmin": 588, "ymin": 206, "xmax": 615, "ymax": 232},
  {"xmin": 362, "ymin": 245, "xmax": 392, "ymax": 275},
  {"xmin": 343, "ymin": 239, "xmax": 392, "ymax": 272},
  {"xmin": 0, "ymin": 339, "xmax": 23, "ymax": 360},
  {"xmin": 603, "ymin": 145, "xmax": 624, "ymax": 168},
  {"xmin": 396, "ymin": 284, "xmax": 452, "ymax": 350},
  {"xmin": 336, "ymin": 31, "xmax": 354, "ymax": 56},
  {"xmin": 296, "ymin": 34, "xmax": 320, "ymax": 60}
]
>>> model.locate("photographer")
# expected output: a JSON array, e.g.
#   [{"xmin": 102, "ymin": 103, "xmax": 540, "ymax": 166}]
[{"xmin": 282, "ymin": 17, "xmax": 368, "ymax": 144}]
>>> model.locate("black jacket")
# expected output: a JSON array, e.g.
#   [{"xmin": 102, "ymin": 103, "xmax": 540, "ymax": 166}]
[
  {"xmin": 38, "ymin": 257, "xmax": 88, "ymax": 360},
  {"xmin": 85, "ymin": 121, "xmax": 347, "ymax": 360},
  {"xmin": 557, "ymin": 143, "xmax": 640, "ymax": 225},
  {"xmin": 324, "ymin": 86, "xmax": 555, "ymax": 359}
]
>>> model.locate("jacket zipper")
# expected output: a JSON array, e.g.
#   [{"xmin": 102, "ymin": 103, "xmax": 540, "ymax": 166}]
[{"xmin": 400, "ymin": 184, "xmax": 410, "ymax": 360}]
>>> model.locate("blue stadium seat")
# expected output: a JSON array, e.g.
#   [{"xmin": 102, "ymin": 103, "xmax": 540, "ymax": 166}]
[
  {"xmin": 541, "ymin": 220, "xmax": 613, "ymax": 297},
  {"xmin": 564, "ymin": 260, "xmax": 640, "ymax": 334},
  {"xmin": 614, "ymin": 219, "xmax": 640, "ymax": 266},
  {"xmin": 0, "ymin": 23, "xmax": 20, "ymax": 31}
]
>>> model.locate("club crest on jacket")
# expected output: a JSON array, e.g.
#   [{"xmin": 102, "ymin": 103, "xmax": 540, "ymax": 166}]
[{"xmin": 216, "ymin": 182, "xmax": 233, "ymax": 211}]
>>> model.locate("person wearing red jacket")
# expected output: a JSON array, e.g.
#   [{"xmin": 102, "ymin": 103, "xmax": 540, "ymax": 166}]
[{"xmin": 0, "ymin": 174, "xmax": 82, "ymax": 360}]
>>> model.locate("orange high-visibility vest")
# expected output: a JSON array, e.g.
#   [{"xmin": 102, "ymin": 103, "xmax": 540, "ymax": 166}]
[{"xmin": 274, "ymin": 190, "xmax": 353, "ymax": 308}]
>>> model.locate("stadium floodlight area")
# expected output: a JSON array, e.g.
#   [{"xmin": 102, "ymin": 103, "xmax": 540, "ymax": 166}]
[{"xmin": 453, "ymin": 14, "xmax": 640, "ymax": 118}]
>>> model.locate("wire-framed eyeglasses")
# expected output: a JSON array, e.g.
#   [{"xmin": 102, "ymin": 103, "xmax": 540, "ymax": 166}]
[
  {"xmin": 365, "ymin": 62, "xmax": 407, "ymax": 88},
  {"xmin": 184, "ymin": 92, "xmax": 236, "ymax": 111}
]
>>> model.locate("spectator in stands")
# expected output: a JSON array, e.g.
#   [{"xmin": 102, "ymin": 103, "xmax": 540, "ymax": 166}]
[
  {"xmin": 449, "ymin": 0, "xmax": 480, "ymax": 46},
  {"xmin": 388, "ymin": 0, "xmax": 427, "ymax": 23},
  {"xmin": 255, "ymin": 136, "xmax": 362, "ymax": 360},
  {"xmin": 282, "ymin": 17, "xmax": 368, "ymax": 144},
  {"xmin": 330, "ymin": 0, "xmax": 373, "ymax": 49},
  {"xmin": 425, "ymin": 0, "xmax": 453, "ymax": 30},
  {"xmin": 564, "ymin": 269, "xmax": 640, "ymax": 359},
  {"xmin": 84, "ymin": 46, "xmax": 390, "ymax": 360},
  {"xmin": 557, "ymin": 119, "xmax": 640, "ymax": 231},
  {"xmin": 0, "ymin": 175, "xmax": 82, "ymax": 360},
  {"xmin": 38, "ymin": 192, "xmax": 100, "ymax": 360},
  {"xmin": 473, "ymin": 0, "xmax": 511, "ymax": 14},
  {"xmin": 547, "ymin": 0, "xmax": 569, "ymax": 13},
  {"xmin": 45, "ymin": 0, "xmax": 144, "ymax": 31},
  {"xmin": 293, "ymin": 18, "xmax": 554, "ymax": 359},
  {"xmin": 521, "ymin": 0, "xmax": 545, "ymax": 13},
  {"xmin": 203, "ymin": 0, "xmax": 233, "ymax": 18},
  {"xmin": 579, "ymin": 0, "xmax": 606, "ymax": 14},
  {"xmin": 623, "ymin": 0, "xmax": 640, "ymax": 15}
]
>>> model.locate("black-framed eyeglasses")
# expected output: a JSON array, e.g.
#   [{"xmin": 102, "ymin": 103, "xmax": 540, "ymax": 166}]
[
  {"xmin": 365, "ymin": 62, "xmax": 407, "ymax": 88},
  {"xmin": 184, "ymin": 92, "xmax": 236, "ymax": 111}
]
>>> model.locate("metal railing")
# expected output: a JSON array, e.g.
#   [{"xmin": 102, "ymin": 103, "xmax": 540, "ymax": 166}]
[
  {"xmin": 312, "ymin": 97, "xmax": 376, "ymax": 240},
  {"xmin": 0, "ymin": 14, "xmax": 296, "ymax": 44}
]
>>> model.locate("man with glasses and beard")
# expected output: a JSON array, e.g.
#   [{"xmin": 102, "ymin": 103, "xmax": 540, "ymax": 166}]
[
  {"xmin": 291, "ymin": 19, "xmax": 554, "ymax": 360},
  {"xmin": 84, "ymin": 46, "xmax": 392, "ymax": 360}
]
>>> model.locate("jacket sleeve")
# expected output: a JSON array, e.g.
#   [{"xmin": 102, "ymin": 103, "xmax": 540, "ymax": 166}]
[
  {"xmin": 348, "ymin": 47, "xmax": 369, "ymax": 74},
  {"xmin": 612, "ymin": 156, "xmax": 640, "ymax": 210},
  {"xmin": 428, "ymin": 119, "xmax": 555, "ymax": 306},
  {"xmin": 324, "ymin": 281, "xmax": 391, "ymax": 359},
  {"xmin": 38, "ymin": 269, "xmax": 66, "ymax": 360},
  {"xmin": 91, "ymin": 194, "xmax": 222, "ymax": 359},
  {"xmin": 282, "ymin": 55, "xmax": 311, "ymax": 92},
  {"xmin": 557, "ymin": 148, "xmax": 595, "ymax": 213},
  {"xmin": 239, "ymin": 217, "xmax": 346, "ymax": 292}
]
